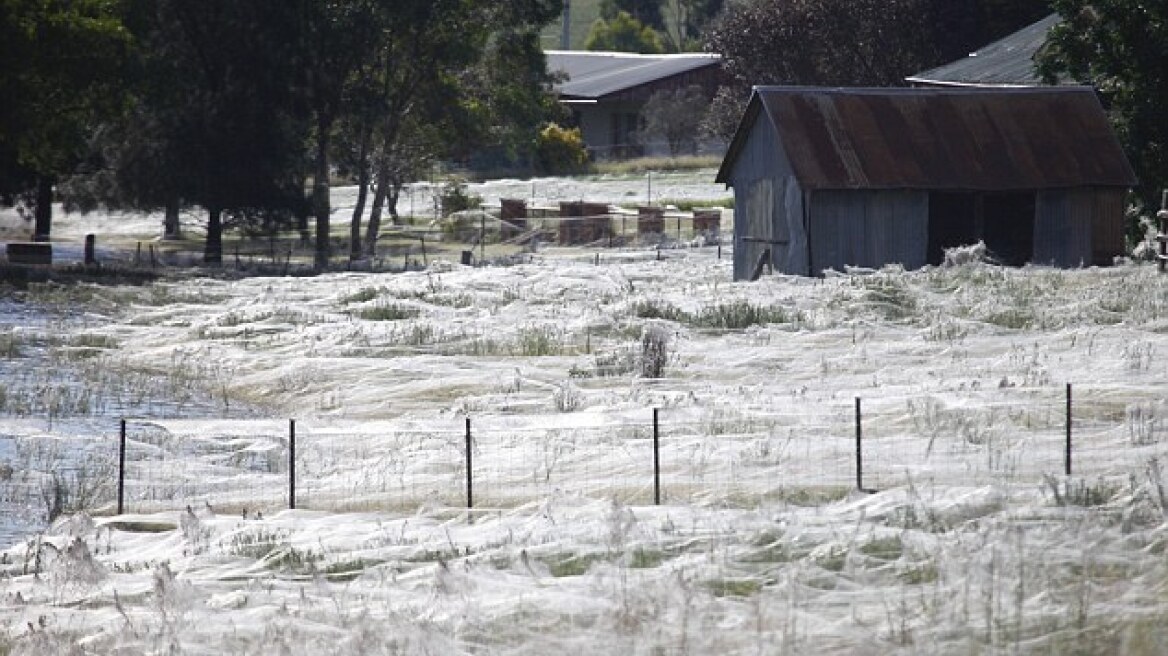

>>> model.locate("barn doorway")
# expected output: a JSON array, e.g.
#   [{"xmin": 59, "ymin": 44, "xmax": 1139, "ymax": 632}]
[
  {"xmin": 927, "ymin": 192, "xmax": 978, "ymax": 265},
  {"xmin": 927, "ymin": 191, "xmax": 1036, "ymax": 266},
  {"xmin": 981, "ymin": 192, "xmax": 1035, "ymax": 266}
]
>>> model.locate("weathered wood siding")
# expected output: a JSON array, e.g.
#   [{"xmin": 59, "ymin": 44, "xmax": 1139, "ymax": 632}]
[
  {"xmin": 1035, "ymin": 190, "xmax": 1093, "ymax": 266},
  {"xmin": 1089, "ymin": 188, "xmax": 1127, "ymax": 265},
  {"xmin": 1034, "ymin": 188, "xmax": 1128, "ymax": 267},
  {"xmin": 808, "ymin": 191, "xmax": 928, "ymax": 274},
  {"xmin": 726, "ymin": 112, "xmax": 808, "ymax": 279}
]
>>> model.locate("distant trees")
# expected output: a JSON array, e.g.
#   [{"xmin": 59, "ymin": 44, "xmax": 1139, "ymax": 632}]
[
  {"xmin": 706, "ymin": 0, "xmax": 938, "ymax": 88},
  {"xmin": 701, "ymin": 0, "xmax": 1049, "ymax": 144},
  {"xmin": 585, "ymin": 11, "xmax": 666, "ymax": 53},
  {"xmin": 588, "ymin": 0, "xmax": 724, "ymax": 53},
  {"xmin": 1, "ymin": 0, "xmax": 565, "ymax": 268},
  {"xmin": 1038, "ymin": 0, "xmax": 1168, "ymax": 208}
]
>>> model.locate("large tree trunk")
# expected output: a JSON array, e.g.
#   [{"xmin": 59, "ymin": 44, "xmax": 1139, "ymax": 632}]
[
  {"xmin": 348, "ymin": 125, "xmax": 371, "ymax": 262},
  {"xmin": 204, "ymin": 206, "xmax": 223, "ymax": 264},
  {"xmin": 163, "ymin": 196, "xmax": 182, "ymax": 240},
  {"xmin": 364, "ymin": 159, "xmax": 389, "ymax": 259},
  {"xmin": 313, "ymin": 113, "xmax": 333, "ymax": 270},
  {"xmin": 33, "ymin": 175, "xmax": 53, "ymax": 242}
]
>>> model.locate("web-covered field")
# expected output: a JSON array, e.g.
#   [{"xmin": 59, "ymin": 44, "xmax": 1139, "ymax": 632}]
[{"xmin": 1, "ymin": 185, "xmax": 1168, "ymax": 654}]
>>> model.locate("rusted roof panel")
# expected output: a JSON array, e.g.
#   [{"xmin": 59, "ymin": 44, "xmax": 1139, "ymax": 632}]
[{"xmin": 737, "ymin": 86, "xmax": 1136, "ymax": 191}]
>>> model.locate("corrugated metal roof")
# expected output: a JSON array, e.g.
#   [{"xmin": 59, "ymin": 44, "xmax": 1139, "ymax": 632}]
[
  {"xmin": 906, "ymin": 14, "xmax": 1061, "ymax": 87},
  {"xmin": 545, "ymin": 51, "xmax": 720, "ymax": 100},
  {"xmin": 716, "ymin": 86, "xmax": 1137, "ymax": 191}
]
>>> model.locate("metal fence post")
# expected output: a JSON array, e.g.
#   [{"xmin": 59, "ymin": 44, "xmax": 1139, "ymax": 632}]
[
  {"xmin": 855, "ymin": 397, "xmax": 864, "ymax": 492},
  {"xmin": 1065, "ymin": 383, "xmax": 1072, "ymax": 476},
  {"xmin": 465, "ymin": 416, "xmax": 473, "ymax": 509},
  {"xmin": 289, "ymin": 419, "xmax": 296, "ymax": 510},
  {"xmin": 653, "ymin": 408, "xmax": 661, "ymax": 505},
  {"xmin": 117, "ymin": 419, "xmax": 126, "ymax": 515}
]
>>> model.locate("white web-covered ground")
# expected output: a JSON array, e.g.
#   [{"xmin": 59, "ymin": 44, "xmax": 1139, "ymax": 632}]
[{"xmin": 1, "ymin": 174, "xmax": 1168, "ymax": 654}]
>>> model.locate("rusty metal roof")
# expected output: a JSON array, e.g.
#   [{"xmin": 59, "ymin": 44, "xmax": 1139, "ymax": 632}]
[{"xmin": 716, "ymin": 86, "xmax": 1137, "ymax": 190}]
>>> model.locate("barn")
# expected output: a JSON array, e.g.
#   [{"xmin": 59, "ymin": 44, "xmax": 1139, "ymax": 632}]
[{"xmin": 715, "ymin": 86, "xmax": 1138, "ymax": 280}]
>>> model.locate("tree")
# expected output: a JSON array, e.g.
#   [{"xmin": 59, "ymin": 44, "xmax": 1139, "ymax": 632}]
[
  {"xmin": 1037, "ymin": 0, "xmax": 1168, "ymax": 209},
  {"xmin": 705, "ymin": 0, "xmax": 938, "ymax": 88},
  {"xmin": 298, "ymin": 0, "xmax": 382, "ymax": 269},
  {"xmin": 663, "ymin": 0, "xmax": 725, "ymax": 51},
  {"xmin": 637, "ymin": 85, "xmax": 707, "ymax": 155},
  {"xmin": 585, "ymin": 11, "xmax": 666, "ymax": 53},
  {"xmin": 118, "ymin": 0, "xmax": 310, "ymax": 264},
  {"xmin": 351, "ymin": 0, "xmax": 563, "ymax": 259},
  {"xmin": 600, "ymin": 0, "xmax": 665, "ymax": 31},
  {"xmin": 0, "ymin": 0, "xmax": 130, "ymax": 241},
  {"xmin": 463, "ymin": 27, "xmax": 566, "ymax": 173}
]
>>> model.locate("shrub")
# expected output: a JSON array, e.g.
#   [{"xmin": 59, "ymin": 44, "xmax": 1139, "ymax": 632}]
[
  {"xmin": 639, "ymin": 324, "xmax": 670, "ymax": 378},
  {"xmin": 439, "ymin": 180, "xmax": 482, "ymax": 217},
  {"xmin": 535, "ymin": 123, "xmax": 590, "ymax": 175}
]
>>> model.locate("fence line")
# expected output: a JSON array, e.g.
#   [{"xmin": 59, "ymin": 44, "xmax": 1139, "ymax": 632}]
[{"xmin": 1, "ymin": 384, "xmax": 1165, "ymax": 519}]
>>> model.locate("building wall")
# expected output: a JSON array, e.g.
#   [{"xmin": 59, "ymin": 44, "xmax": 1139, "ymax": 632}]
[
  {"xmin": 1035, "ymin": 188, "xmax": 1127, "ymax": 267},
  {"xmin": 573, "ymin": 101, "xmax": 643, "ymax": 160},
  {"xmin": 726, "ymin": 112, "xmax": 808, "ymax": 279},
  {"xmin": 808, "ymin": 190, "xmax": 929, "ymax": 274}
]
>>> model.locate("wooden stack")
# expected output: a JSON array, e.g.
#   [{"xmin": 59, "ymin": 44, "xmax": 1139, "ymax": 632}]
[
  {"xmin": 500, "ymin": 198, "xmax": 527, "ymax": 240},
  {"xmin": 558, "ymin": 201, "xmax": 611, "ymax": 245},
  {"xmin": 693, "ymin": 209, "xmax": 722, "ymax": 238}
]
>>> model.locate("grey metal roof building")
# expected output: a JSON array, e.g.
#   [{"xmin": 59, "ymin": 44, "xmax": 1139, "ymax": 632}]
[
  {"xmin": 545, "ymin": 51, "xmax": 723, "ymax": 159},
  {"xmin": 717, "ymin": 86, "xmax": 1136, "ymax": 279},
  {"xmin": 906, "ymin": 14, "xmax": 1061, "ymax": 87},
  {"xmin": 546, "ymin": 51, "xmax": 721, "ymax": 100}
]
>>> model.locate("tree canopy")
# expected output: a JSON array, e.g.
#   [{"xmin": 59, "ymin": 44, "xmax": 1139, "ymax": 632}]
[
  {"xmin": 1038, "ymin": 0, "xmax": 1168, "ymax": 207},
  {"xmin": 0, "ymin": 0, "xmax": 131, "ymax": 239},
  {"xmin": 585, "ymin": 10, "xmax": 666, "ymax": 53}
]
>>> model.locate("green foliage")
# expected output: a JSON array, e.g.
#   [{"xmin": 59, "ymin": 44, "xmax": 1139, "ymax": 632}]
[
  {"xmin": 439, "ymin": 181, "xmax": 483, "ymax": 217},
  {"xmin": 584, "ymin": 10, "xmax": 665, "ymax": 53},
  {"xmin": 1038, "ymin": 1, "xmax": 1168, "ymax": 207},
  {"xmin": 535, "ymin": 123, "xmax": 591, "ymax": 175},
  {"xmin": 688, "ymin": 301, "xmax": 795, "ymax": 329},
  {"xmin": 633, "ymin": 299, "xmax": 795, "ymax": 329},
  {"xmin": 515, "ymin": 326, "xmax": 565, "ymax": 356},
  {"xmin": 706, "ymin": 0, "xmax": 938, "ymax": 88},
  {"xmin": 600, "ymin": 0, "xmax": 665, "ymax": 30},
  {"xmin": 356, "ymin": 303, "xmax": 420, "ymax": 322},
  {"xmin": 0, "ymin": 0, "xmax": 130, "ymax": 235}
]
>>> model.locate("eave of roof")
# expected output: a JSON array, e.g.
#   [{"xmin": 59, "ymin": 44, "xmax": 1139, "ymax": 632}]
[{"xmin": 546, "ymin": 50, "xmax": 721, "ymax": 100}]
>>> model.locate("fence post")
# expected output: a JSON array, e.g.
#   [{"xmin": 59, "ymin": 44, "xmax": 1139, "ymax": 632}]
[
  {"xmin": 855, "ymin": 397, "xmax": 865, "ymax": 492},
  {"xmin": 117, "ymin": 419, "xmax": 126, "ymax": 515},
  {"xmin": 1158, "ymin": 190, "xmax": 1167, "ymax": 274},
  {"xmin": 289, "ymin": 419, "xmax": 296, "ymax": 510},
  {"xmin": 465, "ymin": 416, "xmax": 473, "ymax": 509},
  {"xmin": 653, "ymin": 408, "xmax": 661, "ymax": 505},
  {"xmin": 1065, "ymin": 383, "xmax": 1072, "ymax": 476}
]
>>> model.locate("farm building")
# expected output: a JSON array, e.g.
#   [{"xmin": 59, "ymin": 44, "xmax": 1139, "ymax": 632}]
[
  {"xmin": 545, "ymin": 50, "xmax": 723, "ymax": 159},
  {"xmin": 715, "ymin": 86, "xmax": 1137, "ymax": 280},
  {"xmin": 906, "ymin": 14, "xmax": 1062, "ymax": 88}
]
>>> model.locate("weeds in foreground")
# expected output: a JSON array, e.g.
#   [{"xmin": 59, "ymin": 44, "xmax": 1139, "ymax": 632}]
[{"xmin": 632, "ymin": 299, "xmax": 797, "ymax": 329}]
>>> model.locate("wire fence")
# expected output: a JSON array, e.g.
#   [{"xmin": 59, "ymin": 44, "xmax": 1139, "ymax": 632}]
[{"xmin": 2, "ymin": 384, "xmax": 1165, "ymax": 523}]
